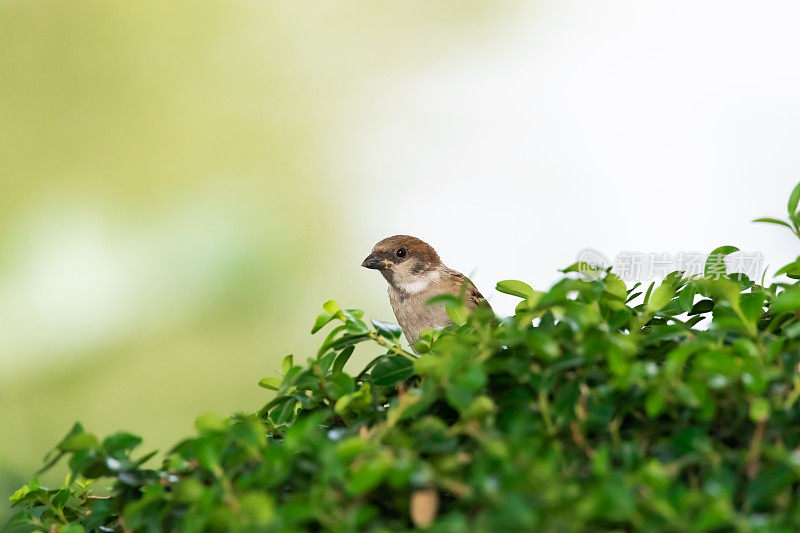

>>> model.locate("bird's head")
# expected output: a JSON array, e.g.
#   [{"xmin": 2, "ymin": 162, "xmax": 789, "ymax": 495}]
[{"xmin": 361, "ymin": 235, "xmax": 443, "ymax": 289}]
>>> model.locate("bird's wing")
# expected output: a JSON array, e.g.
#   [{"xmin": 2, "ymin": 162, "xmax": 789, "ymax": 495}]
[{"xmin": 443, "ymin": 267, "xmax": 492, "ymax": 311}]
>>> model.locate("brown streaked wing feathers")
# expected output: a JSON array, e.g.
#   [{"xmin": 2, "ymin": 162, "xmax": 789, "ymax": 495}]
[{"xmin": 442, "ymin": 267, "xmax": 491, "ymax": 311}]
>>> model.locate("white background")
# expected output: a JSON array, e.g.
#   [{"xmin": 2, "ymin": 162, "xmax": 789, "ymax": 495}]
[{"xmin": 347, "ymin": 1, "xmax": 800, "ymax": 317}]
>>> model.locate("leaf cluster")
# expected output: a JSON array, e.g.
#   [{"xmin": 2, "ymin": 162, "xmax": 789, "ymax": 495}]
[{"xmin": 8, "ymin": 185, "xmax": 800, "ymax": 532}]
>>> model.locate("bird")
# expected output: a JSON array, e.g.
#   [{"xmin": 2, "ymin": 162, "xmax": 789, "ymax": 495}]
[{"xmin": 361, "ymin": 235, "xmax": 491, "ymax": 351}]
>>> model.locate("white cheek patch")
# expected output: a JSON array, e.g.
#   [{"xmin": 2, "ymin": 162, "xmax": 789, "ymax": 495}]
[{"xmin": 399, "ymin": 270, "xmax": 441, "ymax": 294}]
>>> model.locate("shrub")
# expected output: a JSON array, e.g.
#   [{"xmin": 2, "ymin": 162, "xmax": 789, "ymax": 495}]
[{"xmin": 7, "ymin": 184, "xmax": 800, "ymax": 532}]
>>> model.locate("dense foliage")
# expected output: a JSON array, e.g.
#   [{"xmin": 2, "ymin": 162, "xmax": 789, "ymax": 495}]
[{"xmin": 7, "ymin": 184, "xmax": 800, "ymax": 532}]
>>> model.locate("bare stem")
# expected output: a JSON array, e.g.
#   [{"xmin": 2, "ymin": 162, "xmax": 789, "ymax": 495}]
[
  {"xmin": 367, "ymin": 331, "xmax": 417, "ymax": 360},
  {"xmin": 746, "ymin": 419, "xmax": 766, "ymax": 479}
]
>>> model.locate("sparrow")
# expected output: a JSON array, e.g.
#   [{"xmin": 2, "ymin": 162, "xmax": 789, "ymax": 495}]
[{"xmin": 361, "ymin": 235, "xmax": 491, "ymax": 350}]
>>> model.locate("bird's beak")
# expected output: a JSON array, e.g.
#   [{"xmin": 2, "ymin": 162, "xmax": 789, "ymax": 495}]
[{"xmin": 361, "ymin": 252, "xmax": 386, "ymax": 270}]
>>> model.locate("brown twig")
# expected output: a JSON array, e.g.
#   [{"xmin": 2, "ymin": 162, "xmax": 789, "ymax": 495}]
[{"xmin": 746, "ymin": 420, "xmax": 766, "ymax": 478}]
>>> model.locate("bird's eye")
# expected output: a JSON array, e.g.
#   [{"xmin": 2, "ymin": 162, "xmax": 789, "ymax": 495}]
[{"xmin": 396, "ymin": 248, "xmax": 406, "ymax": 258}]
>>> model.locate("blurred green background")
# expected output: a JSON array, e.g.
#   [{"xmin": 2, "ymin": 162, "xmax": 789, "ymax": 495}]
[{"xmin": 0, "ymin": 0, "xmax": 513, "ymax": 523}]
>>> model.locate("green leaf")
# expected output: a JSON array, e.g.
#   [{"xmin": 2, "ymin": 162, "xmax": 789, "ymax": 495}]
[
  {"xmin": 783, "ymin": 320, "xmax": 800, "ymax": 339},
  {"xmin": 371, "ymin": 355, "xmax": 414, "ymax": 386},
  {"xmin": 704, "ymin": 246, "xmax": 739, "ymax": 278},
  {"xmin": 689, "ymin": 299, "xmax": 714, "ymax": 316},
  {"xmin": 753, "ymin": 217, "xmax": 792, "ymax": 229},
  {"xmin": 269, "ymin": 397, "xmax": 298, "ymax": 425},
  {"xmin": 665, "ymin": 346, "xmax": 695, "ymax": 377},
  {"xmin": 59, "ymin": 431, "xmax": 99, "ymax": 452},
  {"xmin": 173, "ymin": 477, "xmax": 204, "ymax": 503},
  {"xmin": 772, "ymin": 287, "xmax": 800, "ymax": 314},
  {"xmin": 645, "ymin": 389, "xmax": 665, "ymax": 417},
  {"xmin": 496, "ymin": 280, "xmax": 535, "ymax": 299},
  {"xmin": 789, "ymin": 181, "xmax": 800, "ymax": 215},
  {"xmin": 194, "ymin": 438, "xmax": 220, "ymax": 470},
  {"xmin": 332, "ymin": 345, "xmax": 355, "ymax": 375},
  {"xmin": 134, "ymin": 450, "xmax": 158, "ymax": 467},
  {"xmin": 749, "ymin": 398, "xmax": 770, "ymax": 422},
  {"xmin": 8, "ymin": 479, "xmax": 37, "ymax": 503},
  {"xmin": 695, "ymin": 278, "xmax": 742, "ymax": 306},
  {"xmin": 344, "ymin": 315, "xmax": 369, "ymax": 335},
  {"xmin": 345, "ymin": 308, "xmax": 365, "ymax": 320},
  {"xmin": 240, "ymin": 492, "xmax": 275, "ymax": 526},
  {"xmin": 316, "ymin": 350, "xmax": 336, "ymax": 373},
  {"xmin": 371, "ymin": 319, "xmax": 402, "ymax": 340},
  {"xmin": 775, "ymin": 259, "xmax": 800, "ymax": 279},
  {"xmin": 322, "ymin": 300, "xmax": 341, "ymax": 315},
  {"xmin": 647, "ymin": 282, "xmax": 675, "ymax": 313},
  {"xmin": 739, "ymin": 292, "xmax": 765, "ymax": 326},
  {"xmin": 561, "ymin": 262, "xmax": 602, "ymax": 278},
  {"xmin": 282, "ymin": 354, "xmax": 294, "ymax": 375},
  {"xmin": 327, "ymin": 372, "xmax": 355, "ymax": 398},
  {"xmin": 330, "ymin": 333, "xmax": 370, "ymax": 350},
  {"xmin": 317, "ymin": 324, "xmax": 346, "ymax": 356},
  {"xmin": 677, "ymin": 284, "xmax": 696, "ymax": 312},
  {"xmin": 346, "ymin": 456, "xmax": 388, "ymax": 495},
  {"xmin": 258, "ymin": 377, "xmax": 282, "ymax": 390},
  {"xmin": 454, "ymin": 365, "xmax": 486, "ymax": 391},
  {"xmin": 52, "ymin": 487, "xmax": 71, "ymax": 509},
  {"xmin": 311, "ymin": 312, "xmax": 335, "ymax": 334},
  {"xmin": 194, "ymin": 413, "xmax": 228, "ymax": 432},
  {"xmin": 102, "ymin": 432, "xmax": 142, "ymax": 455},
  {"xmin": 425, "ymin": 294, "xmax": 462, "ymax": 307},
  {"xmin": 59, "ymin": 525, "xmax": 86, "ymax": 533},
  {"xmin": 603, "ymin": 273, "xmax": 627, "ymax": 301},
  {"xmin": 445, "ymin": 384, "xmax": 474, "ymax": 410},
  {"xmin": 641, "ymin": 281, "xmax": 655, "ymax": 308},
  {"xmin": 462, "ymin": 395, "xmax": 496, "ymax": 420},
  {"xmin": 445, "ymin": 303, "xmax": 469, "ymax": 325}
]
